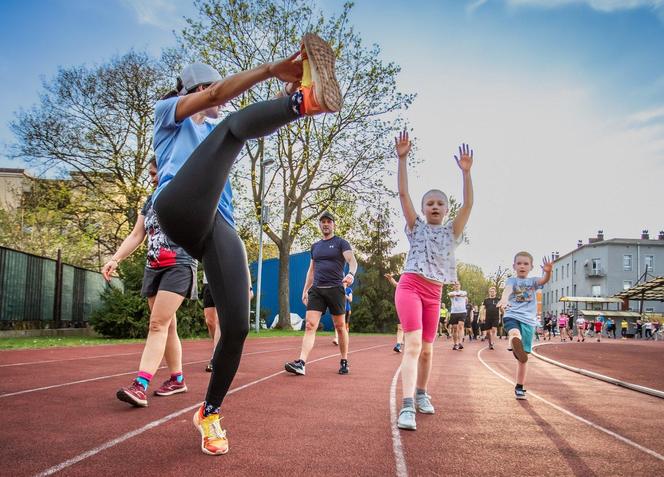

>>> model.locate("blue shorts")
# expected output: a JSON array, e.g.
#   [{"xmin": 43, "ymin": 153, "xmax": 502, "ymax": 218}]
[{"xmin": 503, "ymin": 317, "xmax": 534, "ymax": 353}]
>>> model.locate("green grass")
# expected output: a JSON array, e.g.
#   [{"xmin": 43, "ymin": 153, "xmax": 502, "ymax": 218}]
[
  {"xmin": 0, "ymin": 336, "xmax": 144, "ymax": 350},
  {"xmin": 0, "ymin": 329, "xmax": 391, "ymax": 350}
]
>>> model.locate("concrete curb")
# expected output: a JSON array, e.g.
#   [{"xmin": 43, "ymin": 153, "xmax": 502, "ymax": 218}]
[{"xmin": 531, "ymin": 343, "xmax": 664, "ymax": 400}]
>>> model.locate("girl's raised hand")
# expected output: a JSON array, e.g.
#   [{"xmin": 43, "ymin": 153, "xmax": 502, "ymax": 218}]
[
  {"xmin": 395, "ymin": 129, "xmax": 411, "ymax": 159},
  {"xmin": 454, "ymin": 143, "xmax": 473, "ymax": 172}
]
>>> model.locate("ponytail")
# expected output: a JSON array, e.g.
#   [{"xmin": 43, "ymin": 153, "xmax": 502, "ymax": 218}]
[{"xmin": 160, "ymin": 76, "xmax": 184, "ymax": 100}]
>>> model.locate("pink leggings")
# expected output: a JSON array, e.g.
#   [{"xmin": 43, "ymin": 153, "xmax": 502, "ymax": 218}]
[{"xmin": 395, "ymin": 273, "xmax": 443, "ymax": 343}]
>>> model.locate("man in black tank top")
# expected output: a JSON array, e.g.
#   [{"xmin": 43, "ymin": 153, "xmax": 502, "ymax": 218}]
[
  {"xmin": 285, "ymin": 212, "xmax": 358, "ymax": 376},
  {"xmin": 483, "ymin": 286, "xmax": 501, "ymax": 350}
]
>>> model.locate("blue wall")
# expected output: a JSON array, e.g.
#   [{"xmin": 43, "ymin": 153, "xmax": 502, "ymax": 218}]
[{"xmin": 250, "ymin": 251, "xmax": 335, "ymax": 331}]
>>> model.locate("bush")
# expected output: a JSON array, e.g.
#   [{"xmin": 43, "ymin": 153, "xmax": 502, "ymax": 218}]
[{"xmin": 90, "ymin": 250, "xmax": 207, "ymax": 339}]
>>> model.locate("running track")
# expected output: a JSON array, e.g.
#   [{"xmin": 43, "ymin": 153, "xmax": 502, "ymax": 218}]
[{"xmin": 1, "ymin": 336, "xmax": 662, "ymax": 476}]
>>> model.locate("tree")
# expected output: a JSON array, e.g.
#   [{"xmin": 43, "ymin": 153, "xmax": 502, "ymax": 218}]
[
  {"xmin": 455, "ymin": 262, "xmax": 491, "ymax": 307},
  {"xmin": 10, "ymin": 51, "xmax": 169, "ymax": 254},
  {"xmin": 350, "ymin": 204, "xmax": 404, "ymax": 332},
  {"xmin": 175, "ymin": 0, "xmax": 414, "ymax": 327},
  {"xmin": 488, "ymin": 265, "xmax": 512, "ymax": 295}
]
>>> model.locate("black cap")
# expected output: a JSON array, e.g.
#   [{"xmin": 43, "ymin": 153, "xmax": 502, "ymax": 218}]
[{"xmin": 319, "ymin": 211, "xmax": 335, "ymax": 222}]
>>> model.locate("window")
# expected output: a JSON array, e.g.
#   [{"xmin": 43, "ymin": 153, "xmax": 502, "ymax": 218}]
[
  {"xmin": 592, "ymin": 258, "xmax": 601, "ymax": 271},
  {"xmin": 623, "ymin": 280, "xmax": 632, "ymax": 291},
  {"xmin": 645, "ymin": 255, "xmax": 654, "ymax": 272},
  {"xmin": 555, "ymin": 290, "xmax": 558, "ymax": 301},
  {"xmin": 566, "ymin": 286, "xmax": 569, "ymax": 297},
  {"xmin": 591, "ymin": 285, "xmax": 601, "ymax": 297},
  {"xmin": 646, "ymin": 307, "xmax": 655, "ymax": 313},
  {"xmin": 561, "ymin": 288, "xmax": 565, "ymax": 299},
  {"xmin": 555, "ymin": 269, "xmax": 558, "ymax": 281},
  {"xmin": 573, "ymin": 260, "xmax": 577, "ymax": 274},
  {"xmin": 566, "ymin": 264, "xmax": 569, "ymax": 278},
  {"xmin": 573, "ymin": 284, "xmax": 577, "ymax": 296},
  {"xmin": 623, "ymin": 254, "xmax": 632, "ymax": 271}
]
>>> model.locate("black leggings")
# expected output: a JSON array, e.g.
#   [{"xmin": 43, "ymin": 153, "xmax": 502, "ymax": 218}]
[{"xmin": 155, "ymin": 96, "xmax": 298, "ymax": 407}]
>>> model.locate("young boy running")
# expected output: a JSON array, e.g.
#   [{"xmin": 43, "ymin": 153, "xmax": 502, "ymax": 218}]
[{"xmin": 498, "ymin": 251, "xmax": 552, "ymax": 400}]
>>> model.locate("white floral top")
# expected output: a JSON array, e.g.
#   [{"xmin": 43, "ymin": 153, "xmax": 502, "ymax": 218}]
[{"xmin": 403, "ymin": 217, "xmax": 462, "ymax": 284}]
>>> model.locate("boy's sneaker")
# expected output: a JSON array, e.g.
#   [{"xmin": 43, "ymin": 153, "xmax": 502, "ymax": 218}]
[
  {"xmin": 116, "ymin": 380, "xmax": 148, "ymax": 407},
  {"xmin": 393, "ymin": 343, "xmax": 402, "ymax": 353},
  {"xmin": 154, "ymin": 378, "xmax": 188, "ymax": 396},
  {"xmin": 397, "ymin": 407, "xmax": 417, "ymax": 430},
  {"xmin": 205, "ymin": 361, "xmax": 213, "ymax": 372},
  {"xmin": 510, "ymin": 337, "xmax": 528, "ymax": 363},
  {"xmin": 299, "ymin": 33, "xmax": 342, "ymax": 115},
  {"xmin": 285, "ymin": 359, "xmax": 306, "ymax": 376},
  {"xmin": 452, "ymin": 344, "xmax": 459, "ymax": 350},
  {"xmin": 338, "ymin": 359, "xmax": 349, "ymax": 375},
  {"xmin": 489, "ymin": 344, "xmax": 495, "ymax": 350},
  {"xmin": 515, "ymin": 387, "xmax": 527, "ymax": 400},
  {"xmin": 458, "ymin": 344, "xmax": 464, "ymax": 350},
  {"xmin": 193, "ymin": 405, "xmax": 229, "ymax": 455},
  {"xmin": 415, "ymin": 393, "xmax": 435, "ymax": 414}
]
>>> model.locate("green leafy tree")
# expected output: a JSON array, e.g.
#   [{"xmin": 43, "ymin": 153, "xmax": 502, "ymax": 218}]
[
  {"xmin": 174, "ymin": 0, "xmax": 414, "ymax": 327},
  {"xmin": 350, "ymin": 205, "xmax": 404, "ymax": 332},
  {"xmin": 456, "ymin": 262, "xmax": 491, "ymax": 307}
]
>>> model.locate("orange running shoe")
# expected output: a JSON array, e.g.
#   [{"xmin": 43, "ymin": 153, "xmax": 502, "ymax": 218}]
[
  {"xmin": 299, "ymin": 33, "xmax": 342, "ymax": 115},
  {"xmin": 193, "ymin": 404, "xmax": 229, "ymax": 455}
]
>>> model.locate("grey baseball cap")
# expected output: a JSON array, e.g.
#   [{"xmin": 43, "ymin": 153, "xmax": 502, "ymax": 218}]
[
  {"xmin": 179, "ymin": 63, "xmax": 222, "ymax": 95},
  {"xmin": 319, "ymin": 211, "xmax": 335, "ymax": 222}
]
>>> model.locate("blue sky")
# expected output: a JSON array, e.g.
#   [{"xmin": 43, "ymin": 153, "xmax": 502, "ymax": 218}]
[{"xmin": 1, "ymin": 0, "xmax": 663, "ymax": 273}]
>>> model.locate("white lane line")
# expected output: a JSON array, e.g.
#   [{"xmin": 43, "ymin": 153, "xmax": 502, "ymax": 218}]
[
  {"xmin": 476, "ymin": 347, "xmax": 664, "ymax": 462},
  {"xmin": 34, "ymin": 343, "xmax": 388, "ymax": 477},
  {"xmin": 389, "ymin": 365, "xmax": 408, "ymax": 477},
  {"xmin": 0, "ymin": 347, "xmax": 296, "ymax": 399},
  {"xmin": 0, "ymin": 352, "xmax": 141, "ymax": 368},
  {"xmin": 531, "ymin": 343, "xmax": 664, "ymax": 399}
]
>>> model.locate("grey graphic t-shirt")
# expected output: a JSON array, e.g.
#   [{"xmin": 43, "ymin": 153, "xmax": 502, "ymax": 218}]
[
  {"xmin": 141, "ymin": 195, "xmax": 197, "ymax": 269},
  {"xmin": 403, "ymin": 217, "xmax": 462, "ymax": 284}
]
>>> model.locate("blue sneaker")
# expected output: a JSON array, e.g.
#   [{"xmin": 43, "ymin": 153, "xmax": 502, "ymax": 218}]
[
  {"xmin": 285, "ymin": 359, "xmax": 306, "ymax": 376},
  {"xmin": 393, "ymin": 343, "xmax": 402, "ymax": 353},
  {"xmin": 515, "ymin": 387, "xmax": 527, "ymax": 400},
  {"xmin": 397, "ymin": 407, "xmax": 417, "ymax": 430}
]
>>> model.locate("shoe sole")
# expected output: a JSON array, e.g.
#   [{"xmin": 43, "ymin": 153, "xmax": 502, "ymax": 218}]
[
  {"xmin": 285, "ymin": 363, "xmax": 305, "ymax": 376},
  {"xmin": 515, "ymin": 394, "xmax": 528, "ymax": 400},
  {"xmin": 192, "ymin": 411, "xmax": 229, "ymax": 456},
  {"xmin": 116, "ymin": 389, "xmax": 148, "ymax": 407},
  {"xmin": 511, "ymin": 337, "xmax": 528, "ymax": 363},
  {"xmin": 416, "ymin": 406, "xmax": 435, "ymax": 415},
  {"xmin": 339, "ymin": 369, "xmax": 349, "ymax": 375},
  {"xmin": 303, "ymin": 33, "xmax": 342, "ymax": 112},
  {"xmin": 154, "ymin": 385, "xmax": 188, "ymax": 397}
]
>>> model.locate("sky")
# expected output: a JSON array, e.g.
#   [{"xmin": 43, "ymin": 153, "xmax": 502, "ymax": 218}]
[{"xmin": 1, "ymin": 0, "xmax": 663, "ymax": 275}]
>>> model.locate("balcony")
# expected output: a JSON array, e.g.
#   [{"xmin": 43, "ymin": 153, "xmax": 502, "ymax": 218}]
[{"xmin": 585, "ymin": 267, "xmax": 605, "ymax": 278}]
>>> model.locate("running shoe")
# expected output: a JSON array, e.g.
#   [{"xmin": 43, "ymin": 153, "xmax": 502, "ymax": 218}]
[
  {"xmin": 205, "ymin": 361, "xmax": 213, "ymax": 372},
  {"xmin": 285, "ymin": 359, "xmax": 306, "ymax": 376},
  {"xmin": 154, "ymin": 378, "xmax": 188, "ymax": 396},
  {"xmin": 397, "ymin": 407, "xmax": 417, "ymax": 430},
  {"xmin": 510, "ymin": 337, "xmax": 528, "ymax": 363},
  {"xmin": 452, "ymin": 344, "xmax": 459, "ymax": 350},
  {"xmin": 116, "ymin": 380, "xmax": 148, "ymax": 407},
  {"xmin": 299, "ymin": 33, "xmax": 342, "ymax": 115},
  {"xmin": 415, "ymin": 393, "xmax": 435, "ymax": 414},
  {"xmin": 332, "ymin": 339, "xmax": 338, "ymax": 346},
  {"xmin": 193, "ymin": 405, "xmax": 229, "ymax": 455},
  {"xmin": 489, "ymin": 344, "xmax": 495, "ymax": 350},
  {"xmin": 515, "ymin": 387, "xmax": 527, "ymax": 400},
  {"xmin": 393, "ymin": 343, "xmax": 402, "ymax": 353},
  {"xmin": 458, "ymin": 344, "xmax": 464, "ymax": 350},
  {"xmin": 338, "ymin": 359, "xmax": 349, "ymax": 375}
]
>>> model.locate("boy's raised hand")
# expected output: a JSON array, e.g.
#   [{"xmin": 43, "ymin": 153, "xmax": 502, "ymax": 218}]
[
  {"xmin": 395, "ymin": 129, "xmax": 411, "ymax": 159},
  {"xmin": 454, "ymin": 143, "xmax": 473, "ymax": 172},
  {"xmin": 541, "ymin": 256, "xmax": 553, "ymax": 274}
]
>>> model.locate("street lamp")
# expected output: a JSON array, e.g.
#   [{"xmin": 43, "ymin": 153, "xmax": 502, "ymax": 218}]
[{"xmin": 255, "ymin": 157, "xmax": 275, "ymax": 333}]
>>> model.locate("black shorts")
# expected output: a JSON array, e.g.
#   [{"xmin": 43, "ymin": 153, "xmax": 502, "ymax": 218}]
[
  {"xmin": 485, "ymin": 316, "xmax": 499, "ymax": 329},
  {"xmin": 449, "ymin": 313, "xmax": 466, "ymax": 325},
  {"xmin": 307, "ymin": 286, "xmax": 345, "ymax": 316},
  {"xmin": 141, "ymin": 265, "xmax": 197, "ymax": 299},
  {"xmin": 202, "ymin": 284, "xmax": 215, "ymax": 308}
]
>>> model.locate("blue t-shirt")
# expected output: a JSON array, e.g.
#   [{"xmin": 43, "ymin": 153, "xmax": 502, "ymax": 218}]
[
  {"xmin": 152, "ymin": 96, "xmax": 235, "ymax": 228},
  {"xmin": 503, "ymin": 276, "xmax": 542, "ymax": 327},
  {"xmin": 345, "ymin": 286, "xmax": 353, "ymax": 312},
  {"xmin": 311, "ymin": 236, "xmax": 352, "ymax": 287}
]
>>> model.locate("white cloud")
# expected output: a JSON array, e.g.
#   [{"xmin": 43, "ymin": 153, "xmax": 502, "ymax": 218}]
[
  {"xmin": 390, "ymin": 59, "xmax": 664, "ymax": 274},
  {"xmin": 120, "ymin": 0, "xmax": 180, "ymax": 29},
  {"xmin": 469, "ymin": 0, "xmax": 664, "ymax": 14}
]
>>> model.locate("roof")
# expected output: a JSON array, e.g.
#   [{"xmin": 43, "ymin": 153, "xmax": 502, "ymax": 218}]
[
  {"xmin": 559, "ymin": 296, "xmax": 623, "ymax": 304},
  {"xmin": 553, "ymin": 238, "xmax": 664, "ymax": 263},
  {"xmin": 613, "ymin": 276, "xmax": 664, "ymax": 302},
  {"xmin": 579, "ymin": 310, "xmax": 641, "ymax": 318},
  {"xmin": 0, "ymin": 167, "xmax": 26, "ymax": 174}
]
